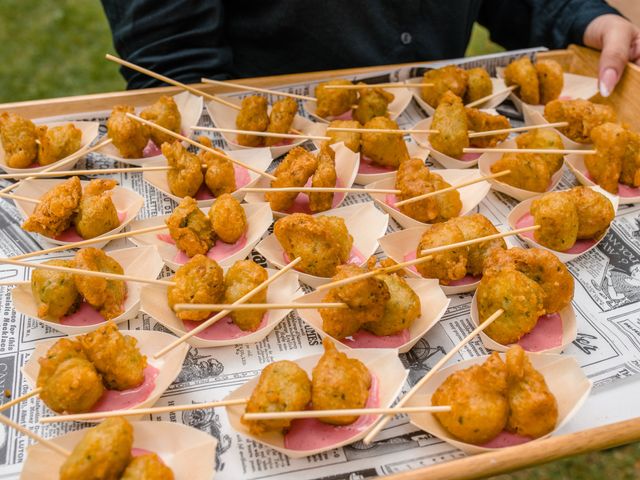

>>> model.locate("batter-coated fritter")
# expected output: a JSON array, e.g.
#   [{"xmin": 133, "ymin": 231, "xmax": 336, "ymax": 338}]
[
  {"xmin": 586, "ymin": 122, "xmax": 627, "ymax": 193},
  {"xmin": 37, "ymin": 338, "xmax": 86, "ymax": 387},
  {"xmin": 568, "ymin": 187, "xmax": 615, "ymax": 239},
  {"xmin": 535, "ymin": 60, "xmax": 564, "ymax": 105},
  {"xmin": 107, "ymin": 105, "xmax": 150, "ymax": 158},
  {"xmin": 477, "ymin": 269, "xmax": 546, "ymax": 345},
  {"xmin": 236, "ymin": 95, "xmax": 268, "ymax": 147},
  {"xmin": 74, "ymin": 179, "xmax": 120, "ymax": 239},
  {"xmin": 320, "ymin": 264, "xmax": 390, "ymax": 339},
  {"xmin": 429, "ymin": 91, "xmax": 469, "ymax": 158},
  {"xmin": 22, "ymin": 176, "xmax": 82, "ymax": 238},
  {"xmin": 140, "ymin": 95, "xmax": 181, "ymax": 146},
  {"xmin": 74, "ymin": 248, "xmax": 127, "ymax": 321},
  {"xmin": 80, "ymin": 321, "xmax": 147, "ymax": 391},
  {"xmin": 364, "ymin": 273, "xmax": 420, "ymax": 336},
  {"xmin": 36, "ymin": 124, "xmax": 82, "ymax": 166},
  {"xmin": 544, "ymin": 99, "xmax": 616, "ymax": 144},
  {"xmin": 163, "ymin": 140, "xmax": 204, "ymax": 198},
  {"xmin": 464, "ymin": 67, "xmax": 493, "ymax": 104},
  {"xmin": 422, "ymin": 65, "xmax": 468, "ymax": 108},
  {"xmin": 361, "ymin": 116, "xmax": 409, "ymax": 167},
  {"xmin": 121, "ymin": 453, "xmax": 175, "ymax": 480},
  {"xmin": 506, "ymin": 345, "xmax": 558, "ymax": 438},
  {"xmin": 166, "ymin": 196, "xmax": 215, "ymax": 257},
  {"xmin": 504, "ymin": 57, "xmax": 540, "ymax": 104},
  {"xmin": 432, "ymin": 352, "xmax": 509, "ymax": 444},
  {"xmin": 465, "ymin": 108, "xmax": 509, "ymax": 149},
  {"xmin": 531, "ymin": 191, "xmax": 579, "ymax": 251},
  {"xmin": 59, "ymin": 417, "xmax": 133, "ymax": 480},
  {"xmin": 622, "ymin": 130, "xmax": 640, "ymax": 188},
  {"xmin": 209, "ymin": 193, "xmax": 247, "ymax": 243},
  {"xmin": 515, "ymin": 129, "xmax": 564, "ymax": 173},
  {"xmin": 312, "ymin": 338, "xmax": 371, "ymax": 425},
  {"xmin": 309, "ymin": 143, "xmax": 337, "ymax": 213},
  {"xmin": 39, "ymin": 357, "xmax": 105, "ymax": 414},
  {"xmin": 224, "ymin": 260, "xmax": 268, "ymax": 331},
  {"xmin": 395, "ymin": 158, "xmax": 439, "ymax": 223},
  {"xmin": 265, "ymin": 97, "xmax": 298, "ymax": 146},
  {"xmin": 265, "ymin": 146, "xmax": 318, "ymax": 212},
  {"xmin": 315, "ymin": 80, "xmax": 358, "ymax": 118},
  {"xmin": 352, "ymin": 85, "xmax": 394, "ymax": 124},
  {"xmin": 490, "ymin": 152, "xmax": 552, "ymax": 193},
  {"xmin": 274, "ymin": 213, "xmax": 353, "ymax": 277},
  {"xmin": 448, "ymin": 214, "xmax": 506, "ymax": 276},
  {"xmin": 430, "ymin": 173, "xmax": 462, "ymax": 222},
  {"xmin": 31, "ymin": 259, "xmax": 82, "ymax": 321},
  {"xmin": 167, "ymin": 255, "xmax": 225, "ymax": 321},
  {"xmin": 326, "ymin": 120, "xmax": 361, "ymax": 153},
  {"xmin": 415, "ymin": 222, "xmax": 468, "ymax": 284},
  {"xmin": 198, "ymin": 136, "xmax": 237, "ymax": 197},
  {"xmin": 0, "ymin": 112, "xmax": 38, "ymax": 168},
  {"xmin": 242, "ymin": 360, "xmax": 312, "ymax": 435}
]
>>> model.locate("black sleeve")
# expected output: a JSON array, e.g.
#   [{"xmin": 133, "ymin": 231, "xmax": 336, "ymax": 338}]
[
  {"xmin": 100, "ymin": 0, "xmax": 233, "ymax": 89},
  {"xmin": 478, "ymin": 0, "xmax": 622, "ymax": 50}
]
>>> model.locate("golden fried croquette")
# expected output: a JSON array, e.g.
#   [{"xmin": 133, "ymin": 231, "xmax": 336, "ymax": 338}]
[
  {"xmin": 236, "ymin": 95, "xmax": 268, "ymax": 147},
  {"xmin": 464, "ymin": 67, "xmax": 493, "ymax": 104},
  {"xmin": 422, "ymin": 65, "xmax": 468, "ymax": 108},
  {"xmin": 415, "ymin": 222, "xmax": 468, "ymax": 284},
  {"xmin": 74, "ymin": 179, "xmax": 120, "ymax": 239},
  {"xmin": 265, "ymin": 146, "xmax": 318, "ymax": 212},
  {"xmin": 432, "ymin": 352, "xmax": 509, "ymax": 444},
  {"xmin": 586, "ymin": 122, "xmax": 628, "ymax": 193},
  {"xmin": 309, "ymin": 143, "xmax": 337, "ymax": 213},
  {"xmin": 80, "ymin": 322, "xmax": 147, "ymax": 391},
  {"xmin": 224, "ymin": 260, "xmax": 268, "ymax": 331},
  {"xmin": 0, "ymin": 112, "xmax": 38, "ymax": 168},
  {"xmin": 265, "ymin": 97, "xmax": 298, "ymax": 146},
  {"xmin": 274, "ymin": 213, "xmax": 353, "ymax": 277},
  {"xmin": 74, "ymin": 248, "xmax": 127, "ymax": 321},
  {"xmin": 242, "ymin": 360, "xmax": 312, "ymax": 435},
  {"xmin": 504, "ymin": 57, "xmax": 540, "ymax": 104},
  {"xmin": 197, "ymin": 136, "xmax": 237, "ymax": 197},
  {"xmin": 535, "ymin": 60, "xmax": 564, "ymax": 105},
  {"xmin": 36, "ymin": 124, "xmax": 82, "ymax": 166},
  {"xmin": 326, "ymin": 120, "xmax": 361, "ymax": 153},
  {"xmin": 107, "ymin": 105, "xmax": 150, "ymax": 158},
  {"xmin": 515, "ymin": 129, "xmax": 564, "ymax": 173},
  {"xmin": 315, "ymin": 80, "xmax": 358, "ymax": 118},
  {"xmin": 31, "ymin": 259, "xmax": 82, "ymax": 321},
  {"xmin": 361, "ymin": 116, "xmax": 410, "ymax": 167},
  {"xmin": 465, "ymin": 108, "xmax": 510, "ymax": 149},
  {"xmin": 121, "ymin": 453, "xmax": 175, "ymax": 480},
  {"xmin": 312, "ymin": 338, "xmax": 371, "ymax": 425},
  {"xmin": 353, "ymin": 85, "xmax": 394, "ymax": 124},
  {"xmin": 429, "ymin": 91, "xmax": 469, "ymax": 158},
  {"xmin": 622, "ymin": 130, "xmax": 640, "ymax": 188},
  {"xmin": 140, "ymin": 95, "xmax": 181, "ymax": 146},
  {"xmin": 531, "ymin": 191, "xmax": 579, "ymax": 251},
  {"xmin": 478, "ymin": 269, "xmax": 546, "ymax": 344},
  {"xmin": 37, "ymin": 338, "xmax": 86, "ymax": 387},
  {"xmin": 59, "ymin": 417, "xmax": 133, "ymax": 480},
  {"xmin": 163, "ymin": 140, "xmax": 204, "ymax": 198},
  {"xmin": 448, "ymin": 214, "xmax": 506, "ymax": 276},
  {"xmin": 209, "ymin": 193, "xmax": 247, "ymax": 243},
  {"xmin": 166, "ymin": 196, "xmax": 215, "ymax": 257},
  {"xmin": 395, "ymin": 158, "xmax": 439, "ymax": 223},
  {"xmin": 490, "ymin": 152, "xmax": 552, "ymax": 192},
  {"xmin": 430, "ymin": 172, "xmax": 462, "ymax": 222},
  {"xmin": 22, "ymin": 176, "xmax": 82, "ymax": 238},
  {"xmin": 167, "ymin": 254, "xmax": 225, "ymax": 321},
  {"xmin": 364, "ymin": 273, "xmax": 420, "ymax": 336},
  {"xmin": 544, "ymin": 99, "xmax": 616, "ymax": 144},
  {"xmin": 568, "ymin": 187, "xmax": 615, "ymax": 239},
  {"xmin": 39, "ymin": 357, "xmax": 104, "ymax": 414}
]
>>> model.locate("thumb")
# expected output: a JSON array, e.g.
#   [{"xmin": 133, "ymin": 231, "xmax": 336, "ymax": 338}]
[{"xmin": 598, "ymin": 27, "xmax": 635, "ymax": 97}]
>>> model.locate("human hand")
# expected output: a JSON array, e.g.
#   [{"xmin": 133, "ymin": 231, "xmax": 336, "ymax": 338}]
[{"xmin": 583, "ymin": 14, "xmax": 640, "ymax": 97}]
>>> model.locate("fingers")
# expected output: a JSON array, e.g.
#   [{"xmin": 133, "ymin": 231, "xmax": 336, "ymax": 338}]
[{"xmin": 598, "ymin": 23, "xmax": 636, "ymax": 97}]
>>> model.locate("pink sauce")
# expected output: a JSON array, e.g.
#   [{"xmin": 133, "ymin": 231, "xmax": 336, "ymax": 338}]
[
  {"xmin": 517, "ymin": 312, "xmax": 563, "ymax": 351},
  {"xmin": 359, "ymin": 155, "xmax": 396, "ymax": 174},
  {"xmin": 481, "ymin": 431, "xmax": 532, "ymax": 448},
  {"xmin": 283, "ymin": 246, "xmax": 366, "ymax": 272},
  {"xmin": 285, "ymin": 179, "xmax": 345, "ymax": 214},
  {"xmin": 159, "ymin": 233, "xmax": 248, "ymax": 265},
  {"xmin": 131, "ymin": 448, "xmax": 154, "ymax": 457},
  {"xmin": 516, "ymin": 212, "xmax": 597, "ymax": 254},
  {"xmin": 194, "ymin": 183, "xmax": 214, "ymax": 200},
  {"xmin": 284, "ymin": 373, "xmax": 380, "ymax": 450},
  {"xmin": 326, "ymin": 110, "xmax": 354, "ymax": 121},
  {"xmin": 60, "ymin": 302, "xmax": 108, "ymax": 326},
  {"xmin": 459, "ymin": 152, "xmax": 481, "ymax": 161},
  {"xmin": 270, "ymin": 138, "xmax": 294, "ymax": 147},
  {"xmin": 90, "ymin": 365, "xmax": 159, "ymax": 412},
  {"xmin": 585, "ymin": 172, "xmax": 640, "ymax": 198},
  {"xmin": 340, "ymin": 328, "xmax": 410, "ymax": 348},
  {"xmin": 143, "ymin": 140, "xmax": 162, "ymax": 157},
  {"xmin": 182, "ymin": 313, "xmax": 268, "ymax": 340},
  {"xmin": 402, "ymin": 251, "xmax": 480, "ymax": 286},
  {"xmin": 55, "ymin": 211, "xmax": 126, "ymax": 242}
]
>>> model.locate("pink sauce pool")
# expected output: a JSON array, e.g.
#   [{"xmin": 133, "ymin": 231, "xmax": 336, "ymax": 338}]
[
  {"xmin": 516, "ymin": 212, "xmax": 596, "ymax": 254},
  {"xmin": 340, "ymin": 328, "xmax": 410, "ymax": 348},
  {"xmin": 286, "ymin": 179, "xmax": 345, "ymax": 214},
  {"xmin": 165, "ymin": 233, "xmax": 248, "ymax": 265},
  {"xmin": 402, "ymin": 251, "xmax": 480, "ymax": 286},
  {"xmin": 283, "ymin": 246, "xmax": 366, "ymax": 271},
  {"xmin": 143, "ymin": 140, "xmax": 162, "ymax": 158},
  {"xmin": 327, "ymin": 110, "xmax": 354, "ymax": 121},
  {"xmin": 270, "ymin": 138, "xmax": 294, "ymax": 147},
  {"xmin": 359, "ymin": 155, "xmax": 396, "ymax": 175},
  {"xmin": 518, "ymin": 312, "xmax": 563, "ymax": 351},
  {"xmin": 481, "ymin": 431, "xmax": 532, "ymax": 448},
  {"xmin": 585, "ymin": 172, "xmax": 640, "ymax": 198},
  {"xmin": 284, "ymin": 373, "xmax": 380, "ymax": 451},
  {"xmin": 131, "ymin": 448, "xmax": 154, "ymax": 457},
  {"xmin": 55, "ymin": 211, "xmax": 126, "ymax": 242},
  {"xmin": 182, "ymin": 313, "xmax": 268, "ymax": 340},
  {"xmin": 194, "ymin": 183, "xmax": 214, "ymax": 201},
  {"xmin": 90, "ymin": 365, "xmax": 159, "ymax": 412},
  {"xmin": 459, "ymin": 152, "xmax": 481, "ymax": 162},
  {"xmin": 60, "ymin": 302, "xmax": 107, "ymax": 327}
]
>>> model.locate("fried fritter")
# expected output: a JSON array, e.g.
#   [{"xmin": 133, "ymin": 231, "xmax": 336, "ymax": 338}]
[
  {"xmin": 74, "ymin": 179, "xmax": 120, "ymax": 239},
  {"xmin": 586, "ymin": 122, "xmax": 627, "ymax": 193},
  {"xmin": 265, "ymin": 97, "xmax": 298, "ymax": 147},
  {"xmin": 107, "ymin": 105, "xmax": 149, "ymax": 158},
  {"xmin": 265, "ymin": 146, "xmax": 318, "ymax": 211},
  {"xmin": 236, "ymin": 95, "xmax": 268, "ymax": 147},
  {"xmin": 315, "ymin": 79, "xmax": 358, "ymax": 118},
  {"xmin": 37, "ymin": 338, "xmax": 86, "ymax": 388},
  {"xmin": 490, "ymin": 152, "xmax": 552, "ymax": 193},
  {"xmin": 198, "ymin": 136, "xmax": 237, "ymax": 196},
  {"xmin": 504, "ymin": 57, "xmax": 540, "ymax": 104},
  {"xmin": 31, "ymin": 259, "xmax": 82, "ymax": 321},
  {"xmin": 312, "ymin": 338, "xmax": 371, "ymax": 425},
  {"xmin": 364, "ymin": 273, "xmax": 420, "ymax": 336},
  {"xmin": 430, "ymin": 172, "xmax": 462, "ymax": 222},
  {"xmin": 568, "ymin": 187, "xmax": 615, "ymax": 239},
  {"xmin": 36, "ymin": 123, "xmax": 82, "ymax": 166},
  {"xmin": 465, "ymin": 108, "xmax": 510, "ymax": 148},
  {"xmin": 432, "ymin": 352, "xmax": 509, "ymax": 444},
  {"xmin": 121, "ymin": 454, "xmax": 175, "ymax": 480},
  {"xmin": 326, "ymin": 119, "xmax": 361, "ymax": 153},
  {"xmin": 448, "ymin": 214, "xmax": 506, "ymax": 276},
  {"xmin": 167, "ymin": 254, "xmax": 225, "ymax": 321},
  {"xmin": 209, "ymin": 193, "xmax": 247, "ymax": 243},
  {"xmin": 361, "ymin": 116, "xmax": 410, "ymax": 167},
  {"xmin": 224, "ymin": 260, "xmax": 268, "ymax": 331},
  {"xmin": 422, "ymin": 65, "xmax": 468, "ymax": 108},
  {"xmin": 22, "ymin": 176, "xmax": 82, "ymax": 238},
  {"xmin": 622, "ymin": 130, "xmax": 640, "ymax": 188},
  {"xmin": 429, "ymin": 91, "xmax": 469, "ymax": 158},
  {"xmin": 166, "ymin": 196, "xmax": 215, "ymax": 257},
  {"xmin": 163, "ymin": 140, "xmax": 204, "ymax": 198},
  {"xmin": 0, "ymin": 112, "xmax": 38, "ymax": 168},
  {"xmin": 544, "ymin": 99, "xmax": 616, "ymax": 144},
  {"xmin": 531, "ymin": 191, "xmax": 579, "ymax": 251},
  {"xmin": 309, "ymin": 143, "xmax": 337, "ymax": 213},
  {"xmin": 39, "ymin": 357, "xmax": 104, "ymax": 414},
  {"xmin": 140, "ymin": 95, "xmax": 181, "ymax": 146},
  {"xmin": 352, "ymin": 84, "xmax": 394, "ymax": 124},
  {"xmin": 242, "ymin": 360, "xmax": 312, "ymax": 435},
  {"xmin": 415, "ymin": 222, "xmax": 468, "ymax": 284},
  {"xmin": 515, "ymin": 129, "xmax": 564, "ymax": 173},
  {"xmin": 395, "ymin": 158, "xmax": 439, "ymax": 223},
  {"xmin": 535, "ymin": 60, "xmax": 564, "ymax": 105},
  {"xmin": 464, "ymin": 67, "xmax": 493, "ymax": 104}
]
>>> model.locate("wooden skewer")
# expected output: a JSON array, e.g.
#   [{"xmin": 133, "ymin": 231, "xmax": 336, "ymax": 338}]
[
  {"xmin": 465, "ymin": 85, "xmax": 517, "ymax": 108},
  {"xmin": 0, "ymin": 165, "xmax": 172, "ymax": 179},
  {"xmin": 0, "ymin": 281, "xmax": 29, "ymax": 286},
  {"xmin": 0, "ymin": 192, "xmax": 40, "ymax": 204},
  {"xmin": 40, "ymin": 397, "xmax": 249, "ymax": 423},
  {"xmin": 363, "ymin": 309, "xmax": 504, "ymax": 445},
  {"xmin": 153, "ymin": 257, "xmax": 302, "ymax": 358},
  {"xmin": 243, "ymin": 405, "xmax": 452, "ymax": 421},
  {"xmin": 190, "ymin": 125, "xmax": 330, "ymax": 141},
  {"xmin": 0, "ymin": 388, "xmax": 42, "ymax": 412},
  {"xmin": 0, "ymin": 412, "xmax": 70, "ymax": 457},
  {"xmin": 393, "ymin": 170, "xmax": 510, "ymax": 207},
  {"xmin": 463, "ymin": 147, "xmax": 596, "ymax": 155},
  {"xmin": 239, "ymin": 186, "xmax": 400, "ymax": 194},
  {"xmin": 201, "ymin": 77, "xmax": 315, "ymax": 102},
  {"xmin": 420, "ymin": 225, "xmax": 540, "ymax": 256},
  {"xmin": 322, "ymin": 82, "xmax": 434, "ymax": 90},
  {"xmin": 326, "ymin": 126, "xmax": 437, "ymax": 135},
  {"xmin": 126, "ymin": 113, "xmax": 277, "ymax": 181},
  {"xmin": 173, "ymin": 302, "xmax": 347, "ymax": 311},
  {"xmin": 467, "ymin": 121, "xmax": 570, "ymax": 138}
]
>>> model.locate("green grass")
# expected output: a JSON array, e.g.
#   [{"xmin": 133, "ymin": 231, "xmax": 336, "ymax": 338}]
[{"xmin": 0, "ymin": 3, "xmax": 639, "ymax": 478}]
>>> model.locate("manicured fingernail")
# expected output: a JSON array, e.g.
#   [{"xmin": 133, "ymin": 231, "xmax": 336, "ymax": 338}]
[{"xmin": 599, "ymin": 68, "xmax": 617, "ymax": 97}]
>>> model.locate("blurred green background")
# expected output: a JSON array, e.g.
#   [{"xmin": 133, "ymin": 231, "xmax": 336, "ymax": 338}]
[{"xmin": 0, "ymin": 1, "xmax": 638, "ymax": 478}]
